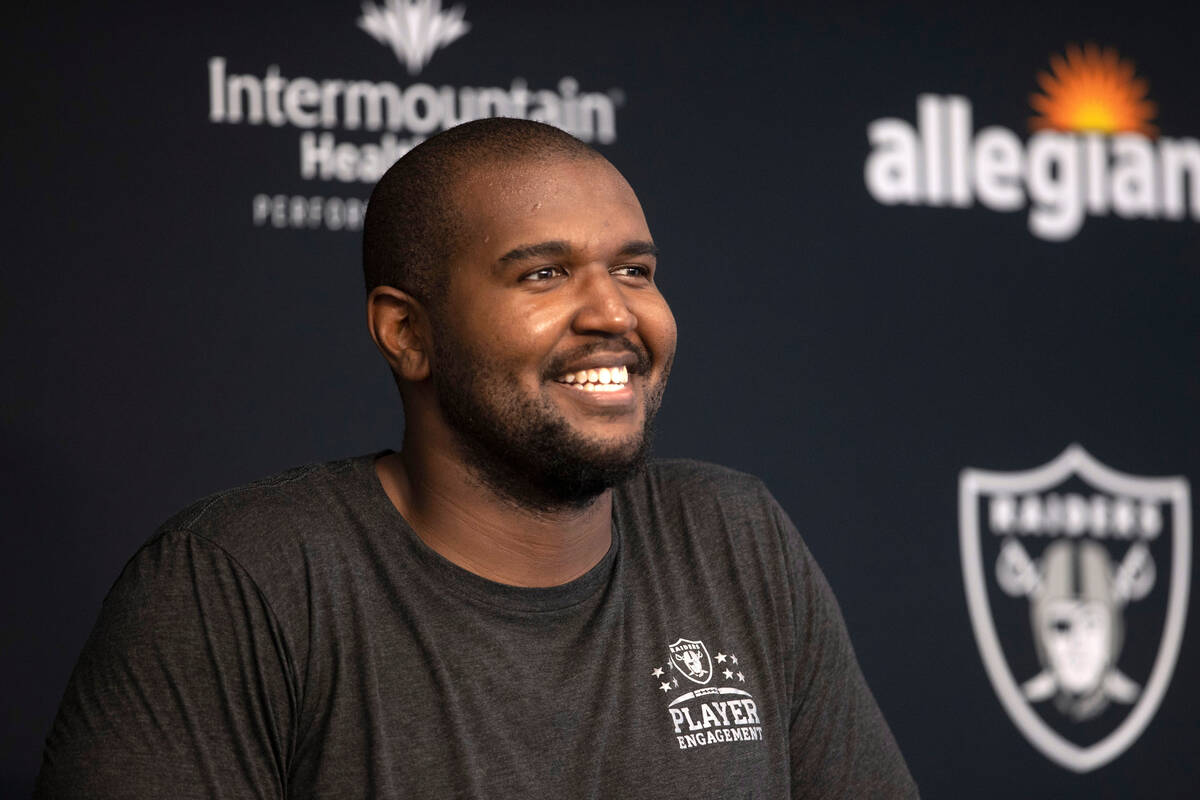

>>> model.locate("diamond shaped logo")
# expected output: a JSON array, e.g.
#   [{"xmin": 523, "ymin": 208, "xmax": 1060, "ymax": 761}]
[{"xmin": 358, "ymin": 0, "xmax": 470, "ymax": 75}]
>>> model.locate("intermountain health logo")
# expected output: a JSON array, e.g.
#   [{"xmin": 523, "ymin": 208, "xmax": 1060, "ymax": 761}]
[
  {"xmin": 651, "ymin": 637, "xmax": 765, "ymax": 751},
  {"xmin": 960, "ymin": 445, "xmax": 1191, "ymax": 771},
  {"xmin": 205, "ymin": 2, "xmax": 621, "ymax": 231},
  {"xmin": 865, "ymin": 45, "xmax": 1200, "ymax": 241},
  {"xmin": 358, "ymin": 0, "xmax": 469, "ymax": 75}
]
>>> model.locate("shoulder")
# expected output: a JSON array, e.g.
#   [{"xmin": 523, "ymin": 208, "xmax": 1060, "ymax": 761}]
[
  {"xmin": 119, "ymin": 455, "xmax": 381, "ymax": 655},
  {"xmin": 624, "ymin": 458, "xmax": 778, "ymax": 514},
  {"xmin": 158, "ymin": 455, "xmax": 370, "ymax": 546},
  {"xmin": 618, "ymin": 459, "xmax": 796, "ymax": 559},
  {"xmin": 619, "ymin": 458, "xmax": 818, "ymax": 578},
  {"xmin": 637, "ymin": 457, "xmax": 770, "ymax": 494},
  {"xmin": 140, "ymin": 454, "xmax": 382, "ymax": 604}
]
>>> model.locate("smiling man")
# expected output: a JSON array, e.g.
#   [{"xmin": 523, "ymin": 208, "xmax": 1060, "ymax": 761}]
[{"xmin": 37, "ymin": 119, "xmax": 917, "ymax": 798}]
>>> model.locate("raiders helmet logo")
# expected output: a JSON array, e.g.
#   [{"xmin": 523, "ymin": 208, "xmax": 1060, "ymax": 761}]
[
  {"xmin": 668, "ymin": 638, "xmax": 714, "ymax": 686},
  {"xmin": 960, "ymin": 445, "xmax": 1190, "ymax": 772}
]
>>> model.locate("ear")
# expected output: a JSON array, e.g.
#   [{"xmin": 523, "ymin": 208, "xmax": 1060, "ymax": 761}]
[{"xmin": 367, "ymin": 285, "xmax": 432, "ymax": 382}]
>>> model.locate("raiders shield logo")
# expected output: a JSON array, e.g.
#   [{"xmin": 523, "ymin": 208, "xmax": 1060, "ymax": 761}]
[
  {"xmin": 960, "ymin": 445, "xmax": 1191, "ymax": 772},
  {"xmin": 669, "ymin": 638, "xmax": 713, "ymax": 685}
]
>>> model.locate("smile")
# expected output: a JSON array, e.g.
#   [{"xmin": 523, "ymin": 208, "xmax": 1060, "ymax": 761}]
[{"xmin": 556, "ymin": 366, "xmax": 630, "ymax": 393}]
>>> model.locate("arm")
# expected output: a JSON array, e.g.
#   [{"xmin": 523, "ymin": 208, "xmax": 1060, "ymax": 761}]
[
  {"xmin": 775, "ymin": 502, "xmax": 919, "ymax": 799},
  {"xmin": 36, "ymin": 530, "xmax": 296, "ymax": 799}
]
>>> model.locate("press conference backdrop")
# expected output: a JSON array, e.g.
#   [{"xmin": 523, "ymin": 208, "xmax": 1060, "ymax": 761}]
[{"xmin": 5, "ymin": 1, "xmax": 1197, "ymax": 796}]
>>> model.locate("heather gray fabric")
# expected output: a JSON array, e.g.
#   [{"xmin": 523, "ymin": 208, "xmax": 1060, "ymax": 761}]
[{"xmin": 36, "ymin": 455, "xmax": 918, "ymax": 799}]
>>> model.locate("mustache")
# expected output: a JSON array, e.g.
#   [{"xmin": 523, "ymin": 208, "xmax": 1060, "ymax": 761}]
[{"xmin": 543, "ymin": 338, "xmax": 652, "ymax": 379}]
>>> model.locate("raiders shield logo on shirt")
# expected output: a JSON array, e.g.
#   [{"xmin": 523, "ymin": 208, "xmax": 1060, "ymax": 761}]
[
  {"xmin": 959, "ymin": 444, "xmax": 1191, "ymax": 772},
  {"xmin": 669, "ymin": 638, "xmax": 714, "ymax": 686}
]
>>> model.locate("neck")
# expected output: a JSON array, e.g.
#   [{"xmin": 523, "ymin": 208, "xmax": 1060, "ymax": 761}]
[{"xmin": 374, "ymin": 440, "xmax": 614, "ymax": 588}]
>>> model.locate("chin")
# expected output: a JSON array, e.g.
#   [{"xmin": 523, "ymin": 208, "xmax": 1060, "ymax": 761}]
[
  {"xmin": 572, "ymin": 422, "xmax": 645, "ymax": 449},
  {"xmin": 432, "ymin": 354, "xmax": 663, "ymax": 510},
  {"xmin": 499, "ymin": 421, "xmax": 654, "ymax": 511}
]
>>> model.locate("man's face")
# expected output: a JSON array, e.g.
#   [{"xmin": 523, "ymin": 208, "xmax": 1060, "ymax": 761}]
[{"xmin": 429, "ymin": 155, "xmax": 677, "ymax": 509}]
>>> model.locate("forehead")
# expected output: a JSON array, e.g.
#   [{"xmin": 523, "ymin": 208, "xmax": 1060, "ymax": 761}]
[{"xmin": 451, "ymin": 156, "xmax": 651, "ymax": 259}]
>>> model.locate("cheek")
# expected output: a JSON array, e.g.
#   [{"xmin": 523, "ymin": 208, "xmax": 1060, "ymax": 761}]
[
  {"xmin": 455, "ymin": 290, "xmax": 558, "ymax": 344},
  {"xmin": 490, "ymin": 306, "xmax": 566, "ymax": 371},
  {"xmin": 471, "ymin": 301, "xmax": 569, "ymax": 378},
  {"xmin": 637, "ymin": 295, "xmax": 678, "ymax": 363},
  {"xmin": 521, "ymin": 304, "xmax": 569, "ymax": 343}
]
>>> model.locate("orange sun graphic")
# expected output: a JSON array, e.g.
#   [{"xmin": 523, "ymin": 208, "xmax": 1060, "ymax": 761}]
[{"xmin": 1030, "ymin": 44, "xmax": 1157, "ymax": 136}]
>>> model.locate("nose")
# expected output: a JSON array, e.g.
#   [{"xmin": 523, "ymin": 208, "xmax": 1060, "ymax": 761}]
[{"xmin": 571, "ymin": 269, "xmax": 637, "ymax": 336}]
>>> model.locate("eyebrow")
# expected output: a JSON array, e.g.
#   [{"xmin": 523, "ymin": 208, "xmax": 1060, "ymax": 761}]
[
  {"xmin": 498, "ymin": 240, "xmax": 573, "ymax": 263},
  {"xmin": 616, "ymin": 240, "xmax": 660, "ymax": 259},
  {"xmin": 497, "ymin": 239, "xmax": 659, "ymax": 263}
]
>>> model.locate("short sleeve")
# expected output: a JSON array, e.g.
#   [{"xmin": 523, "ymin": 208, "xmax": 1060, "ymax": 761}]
[
  {"xmin": 773, "ymin": 501, "xmax": 919, "ymax": 798},
  {"xmin": 35, "ymin": 530, "xmax": 297, "ymax": 799}
]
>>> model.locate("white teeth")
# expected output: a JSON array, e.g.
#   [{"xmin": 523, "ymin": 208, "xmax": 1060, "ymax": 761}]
[{"xmin": 558, "ymin": 365, "xmax": 632, "ymax": 390}]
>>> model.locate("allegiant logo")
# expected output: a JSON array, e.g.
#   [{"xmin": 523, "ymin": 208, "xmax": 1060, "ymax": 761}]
[{"xmin": 864, "ymin": 45, "xmax": 1200, "ymax": 241}]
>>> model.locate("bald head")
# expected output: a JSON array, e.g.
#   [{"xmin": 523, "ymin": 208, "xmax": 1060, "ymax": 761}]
[{"xmin": 363, "ymin": 117, "xmax": 604, "ymax": 307}]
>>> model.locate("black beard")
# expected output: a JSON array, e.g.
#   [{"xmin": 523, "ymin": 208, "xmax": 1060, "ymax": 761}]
[{"xmin": 431, "ymin": 336, "xmax": 668, "ymax": 513}]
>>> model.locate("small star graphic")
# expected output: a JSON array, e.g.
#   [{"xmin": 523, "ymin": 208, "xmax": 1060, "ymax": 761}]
[
  {"xmin": 651, "ymin": 667, "xmax": 664, "ymax": 678},
  {"xmin": 723, "ymin": 668, "xmax": 734, "ymax": 679},
  {"xmin": 716, "ymin": 652, "xmax": 727, "ymax": 663},
  {"xmin": 731, "ymin": 655, "xmax": 739, "ymax": 665},
  {"xmin": 737, "ymin": 672, "xmax": 745, "ymax": 682},
  {"xmin": 660, "ymin": 682, "xmax": 672, "ymax": 692}
]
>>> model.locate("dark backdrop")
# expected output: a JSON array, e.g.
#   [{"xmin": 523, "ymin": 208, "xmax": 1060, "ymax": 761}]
[{"xmin": 5, "ymin": 1, "xmax": 1197, "ymax": 796}]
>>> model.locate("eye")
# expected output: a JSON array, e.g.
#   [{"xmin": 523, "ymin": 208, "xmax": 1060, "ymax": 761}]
[
  {"xmin": 611, "ymin": 264, "xmax": 652, "ymax": 280},
  {"xmin": 521, "ymin": 265, "xmax": 566, "ymax": 282}
]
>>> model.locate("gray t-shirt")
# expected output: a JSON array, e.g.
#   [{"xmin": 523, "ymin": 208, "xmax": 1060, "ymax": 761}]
[{"xmin": 36, "ymin": 455, "xmax": 918, "ymax": 798}]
